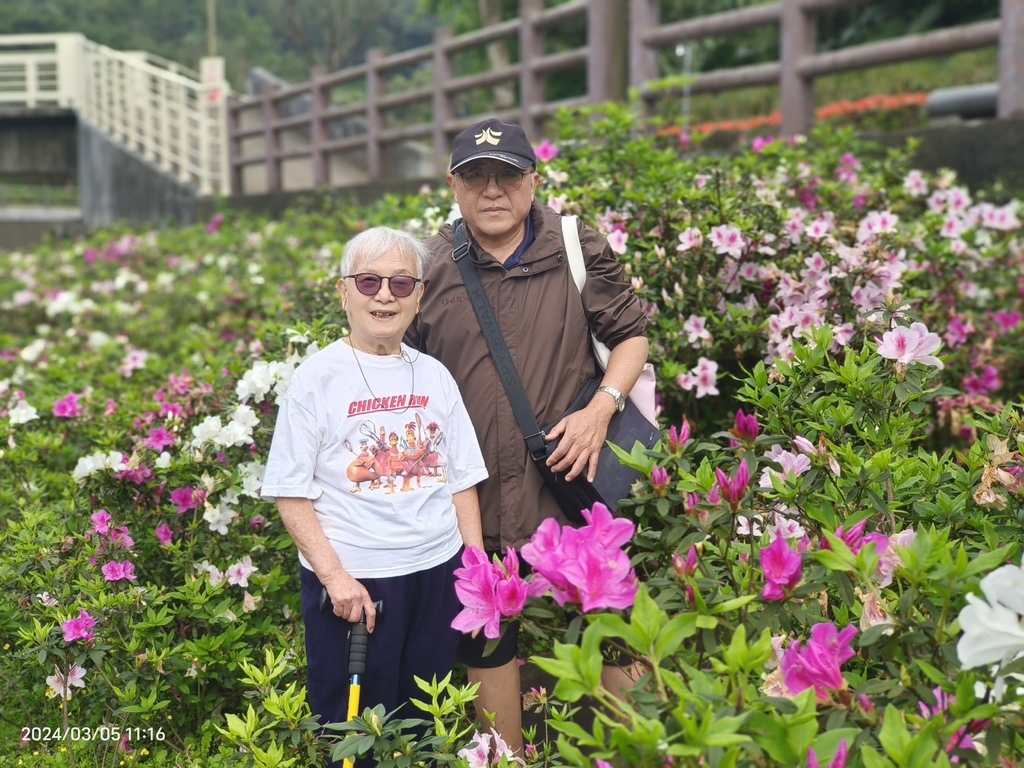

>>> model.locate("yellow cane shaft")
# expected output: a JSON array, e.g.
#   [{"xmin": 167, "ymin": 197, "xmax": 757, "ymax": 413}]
[
  {"xmin": 341, "ymin": 680, "xmax": 361, "ymax": 768},
  {"xmin": 346, "ymin": 682, "xmax": 361, "ymax": 721}
]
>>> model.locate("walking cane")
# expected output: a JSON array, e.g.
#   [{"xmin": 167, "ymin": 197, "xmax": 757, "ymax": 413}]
[{"xmin": 320, "ymin": 589, "xmax": 384, "ymax": 768}]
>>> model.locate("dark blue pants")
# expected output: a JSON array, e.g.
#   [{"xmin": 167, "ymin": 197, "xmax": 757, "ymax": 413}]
[{"xmin": 300, "ymin": 551, "xmax": 463, "ymax": 765}]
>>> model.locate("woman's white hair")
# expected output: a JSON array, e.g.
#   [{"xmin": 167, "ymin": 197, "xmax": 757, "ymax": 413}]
[{"xmin": 340, "ymin": 227, "xmax": 430, "ymax": 279}]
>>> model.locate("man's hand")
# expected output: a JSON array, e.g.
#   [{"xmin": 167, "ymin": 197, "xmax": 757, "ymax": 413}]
[
  {"xmin": 544, "ymin": 395, "xmax": 617, "ymax": 482},
  {"xmin": 322, "ymin": 570, "xmax": 377, "ymax": 632}
]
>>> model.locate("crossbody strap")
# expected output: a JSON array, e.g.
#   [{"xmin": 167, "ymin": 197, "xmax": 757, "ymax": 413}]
[
  {"xmin": 451, "ymin": 219, "xmax": 548, "ymax": 461},
  {"xmin": 560, "ymin": 214, "xmax": 612, "ymax": 369}
]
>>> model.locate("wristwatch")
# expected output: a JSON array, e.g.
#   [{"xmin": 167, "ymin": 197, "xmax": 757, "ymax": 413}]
[{"xmin": 597, "ymin": 384, "xmax": 626, "ymax": 412}]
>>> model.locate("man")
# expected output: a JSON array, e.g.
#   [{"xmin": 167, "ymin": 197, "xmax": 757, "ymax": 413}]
[{"xmin": 406, "ymin": 118, "xmax": 649, "ymax": 755}]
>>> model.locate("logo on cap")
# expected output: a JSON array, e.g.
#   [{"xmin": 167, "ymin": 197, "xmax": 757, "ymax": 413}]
[{"xmin": 475, "ymin": 127, "xmax": 502, "ymax": 146}]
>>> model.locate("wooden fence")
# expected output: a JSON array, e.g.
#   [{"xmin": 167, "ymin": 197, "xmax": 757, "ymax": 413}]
[{"xmin": 225, "ymin": 0, "xmax": 1022, "ymax": 196}]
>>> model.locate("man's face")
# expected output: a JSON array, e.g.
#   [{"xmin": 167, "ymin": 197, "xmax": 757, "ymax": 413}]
[{"xmin": 447, "ymin": 160, "xmax": 540, "ymax": 243}]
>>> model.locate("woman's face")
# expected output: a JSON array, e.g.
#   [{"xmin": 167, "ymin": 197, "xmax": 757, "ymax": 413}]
[{"xmin": 337, "ymin": 247, "xmax": 423, "ymax": 355}]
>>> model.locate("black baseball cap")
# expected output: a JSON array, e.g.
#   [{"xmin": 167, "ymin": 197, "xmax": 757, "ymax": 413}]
[{"xmin": 449, "ymin": 118, "xmax": 537, "ymax": 172}]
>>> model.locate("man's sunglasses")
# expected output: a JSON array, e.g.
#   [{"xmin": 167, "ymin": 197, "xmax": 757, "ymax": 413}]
[
  {"xmin": 344, "ymin": 273, "xmax": 422, "ymax": 298},
  {"xmin": 456, "ymin": 168, "xmax": 530, "ymax": 192}
]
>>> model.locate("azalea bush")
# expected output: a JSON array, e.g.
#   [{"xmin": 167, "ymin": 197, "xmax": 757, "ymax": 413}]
[{"xmin": 1, "ymin": 103, "xmax": 1022, "ymax": 766}]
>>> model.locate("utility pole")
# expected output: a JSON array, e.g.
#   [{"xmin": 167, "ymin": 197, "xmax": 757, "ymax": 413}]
[{"xmin": 207, "ymin": 0, "xmax": 218, "ymax": 56}]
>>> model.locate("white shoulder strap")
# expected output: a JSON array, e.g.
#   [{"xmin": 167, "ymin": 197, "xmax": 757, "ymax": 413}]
[
  {"xmin": 560, "ymin": 214, "xmax": 611, "ymax": 369},
  {"xmin": 561, "ymin": 214, "xmax": 586, "ymax": 293}
]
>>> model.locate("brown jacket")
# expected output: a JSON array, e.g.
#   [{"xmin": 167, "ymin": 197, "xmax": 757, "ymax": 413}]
[{"xmin": 406, "ymin": 201, "xmax": 647, "ymax": 550}]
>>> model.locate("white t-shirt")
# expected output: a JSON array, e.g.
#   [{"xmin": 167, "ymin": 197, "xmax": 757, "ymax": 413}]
[{"xmin": 261, "ymin": 339, "xmax": 488, "ymax": 578}]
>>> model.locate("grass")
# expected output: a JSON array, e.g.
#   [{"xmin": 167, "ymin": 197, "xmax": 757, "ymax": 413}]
[{"xmin": 0, "ymin": 184, "xmax": 79, "ymax": 208}]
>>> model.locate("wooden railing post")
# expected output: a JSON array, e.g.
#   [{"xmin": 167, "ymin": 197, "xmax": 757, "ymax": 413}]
[
  {"xmin": 519, "ymin": 0, "xmax": 544, "ymax": 139},
  {"xmin": 629, "ymin": 0, "xmax": 659, "ymax": 92},
  {"xmin": 366, "ymin": 47, "xmax": 385, "ymax": 180},
  {"xmin": 779, "ymin": 0, "xmax": 815, "ymax": 137},
  {"xmin": 587, "ymin": 0, "xmax": 628, "ymax": 104},
  {"xmin": 262, "ymin": 84, "xmax": 280, "ymax": 192},
  {"xmin": 310, "ymin": 67, "xmax": 327, "ymax": 188},
  {"xmin": 1000, "ymin": 0, "xmax": 1024, "ymax": 117},
  {"xmin": 432, "ymin": 27, "xmax": 455, "ymax": 176}
]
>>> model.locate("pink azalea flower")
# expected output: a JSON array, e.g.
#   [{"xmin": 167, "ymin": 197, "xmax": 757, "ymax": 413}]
[
  {"xmin": 104, "ymin": 399, "xmax": 118, "ymax": 416},
  {"xmin": 534, "ymin": 140, "xmax": 559, "ymax": 162},
  {"xmin": 91, "ymin": 510, "xmax": 113, "ymax": 536},
  {"xmin": 46, "ymin": 664, "xmax": 86, "ymax": 699},
  {"xmin": 667, "ymin": 420, "xmax": 690, "ymax": 452},
  {"xmin": 116, "ymin": 465, "xmax": 154, "ymax": 485},
  {"xmin": 731, "ymin": 409, "xmax": 760, "ymax": 442},
  {"xmin": 875, "ymin": 322, "xmax": 944, "ymax": 369},
  {"xmin": 714, "ymin": 462, "xmax": 750, "ymax": 508},
  {"xmin": 52, "ymin": 392, "xmax": 83, "ymax": 418},
  {"xmin": 111, "ymin": 526, "xmax": 135, "ymax": 549},
  {"xmin": 918, "ymin": 687, "xmax": 980, "ymax": 762},
  {"xmin": 206, "ymin": 213, "xmax": 225, "ymax": 234},
  {"xmin": 155, "ymin": 523, "xmax": 173, "ymax": 547},
  {"xmin": 709, "ymin": 224, "xmax": 744, "ymax": 258},
  {"xmin": 903, "ymin": 170, "xmax": 928, "ymax": 197},
  {"xmin": 683, "ymin": 315, "xmax": 712, "ymax": 346},
  {"xmin": 807, "ymin": 740, "xmax": 848, "ymax": 768},
  {"xmin": 226, "ymin": 556, "xmax": 257, "ymax": 588},
  {"xmin": 780, "ymin": 622, "xmax": 858, "ymax": 701},
  {"xmin": 991, "ymin": 310, "xmax": 1022, "ymax": 333},
  {"xmin": 944, "ymin": 316, "xmax": 973, "ymax": 348},
  {"xmin": 144, "ymin": 427, "xmax": 176, "ymax": 452},
  {"xmin": 677, "ymin": 357, "xmax": 719, "ymax": 398},
  {"xmin": 607, "ymin": 229, "xmax": 629, "ymax": 255},
  {"xmin": 61, "ymin": 609, "xmax": 98, "ymax": 643},
  {"xmin": 170, "ymin": 487, "xmax": 204, "ymax": 513},
  {"xmin": 101, "ymin": 560, "xmax": 137, "ymax": 582},
  {"xmin": 962, "ymin": 365, "xmax": 1002, "ymax": 396},
  {"xmin": 521, "ymin": 508, "xmax": 638, "ymax": 612},
  {"xmin": 451, "ymin": 547, "xmax": 529, "ymax": 639},
  {"xmin": 650, "ymin": 466, "xmax": 670, "ymax": 494},
  {"xmin": 676, "ymin": 227, "xmax": 703, "ymax": 253},
  {"xmin": 674, "ymin": 545, "xmax": 699, "ymax": 578},
  {"xmin": 760, "ymin": 536, "xmax": 802, "ymax": 601},
  {"xmin": 751, "ymin": 135, "xmax": 775, "ymax": 153}
]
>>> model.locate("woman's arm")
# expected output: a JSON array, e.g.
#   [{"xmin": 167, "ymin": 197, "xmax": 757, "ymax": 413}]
[{"xmin": 275, "ymin": 496, "xmax": 378, "ymax": 631}]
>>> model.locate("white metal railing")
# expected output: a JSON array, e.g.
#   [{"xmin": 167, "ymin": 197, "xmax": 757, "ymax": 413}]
[
  {"xmin": 0, "ymin": 33, "xmax": 229, "ymax": 197},
  {"xmin": 0, "ymin": 33, "xmax": 86, "ymax": 108}
]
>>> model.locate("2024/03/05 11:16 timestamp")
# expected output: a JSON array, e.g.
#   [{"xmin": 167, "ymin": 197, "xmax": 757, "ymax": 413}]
[{"xmin": 21, "ymin": 726, "xmax": 167, "ymax": 742}]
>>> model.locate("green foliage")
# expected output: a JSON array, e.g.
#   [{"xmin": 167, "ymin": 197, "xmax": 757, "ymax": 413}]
[{"xmin": 2, "ymin": 106, "xmax": 1024, "ymax": 766}]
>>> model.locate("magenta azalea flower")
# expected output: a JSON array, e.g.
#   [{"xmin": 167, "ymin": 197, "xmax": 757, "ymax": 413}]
[
  {"xmin": 875, "ymin": 322, "xmax": 943, "ymax": 369},
  {"xmin": 714, "ymin": 461, "xmax": 751, "ymax": 508},
  {"xmin": 101, "ymin": 561, "xmax": 137, "ymax": 582},
  {"xmin": 521, "ymin": 505, "xmax": 638, "ymax": 612},
  {"xmin": 760, "ymin": 536, "xmax": 802, "ymax": 601},
  {"xmin": 155, "ymin": 523, "xmax": 173, "ymax": 547},
  {"xmin": 61, "ymin": 609, "xmax": 98, "ymax": 643},
  {"xmin": 780, "ymin": 622, "xmax": 858, "ymax": 701},
  {"xmin": 651, "ymin": 466, "xmax": 670, "ymax": 494},
  {"xmin": 731, "ymin": 409, "xmax": 760, "ymax": 442},
  {"xmin": 667, "ymin": 420, "xmax": 690, "ymax": 452},
  {"xmin": 170, "ymin": 487, "xmax": 204, "ymax": 513},
  {"xmin": 91, "ymin": 510, "xmax": 113, "ymax": 536},
  {"xmin": 451, "ymin": 547, "xmax": 529, "ymax": 639},
  {"xmin": 52, "ymin": 392, "xmax": 83, "ymax": 418},
  {"xmin": 144, "ymin": 427, "xmax": 176, "ymax": 452},
  {"xmin": 534, "ymin": 140, "xmax": 559, "ymax": 163},
  {"xmin": 808, "ymin": 740, "xmax": 848, "ymax": 768}
]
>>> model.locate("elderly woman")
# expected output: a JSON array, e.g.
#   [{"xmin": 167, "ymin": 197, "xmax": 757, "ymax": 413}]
[{"xmin": 261, "ymin": 226, "xmax": 486, "ymax": 763}]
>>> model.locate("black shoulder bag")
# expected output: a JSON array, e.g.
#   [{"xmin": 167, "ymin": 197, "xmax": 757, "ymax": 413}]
[{"xmin": 450, "ymin": 219, "xmax": 660, "ymax": 522}]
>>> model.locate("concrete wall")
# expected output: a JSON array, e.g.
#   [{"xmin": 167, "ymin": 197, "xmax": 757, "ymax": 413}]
[
  {"xmin": 77, "ymin": 121, "xmax": 199, "ymax": 229},
  {"xmin": 0, "ymin": 109, "xmax": 77, "ymax": 186},
  {"xmin": 868, "ymin": 116, "xmax": 1024, "ymax": 193}
]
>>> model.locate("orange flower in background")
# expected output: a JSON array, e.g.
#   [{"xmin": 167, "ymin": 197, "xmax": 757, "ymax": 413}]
[{"xmin": 659, "ymin": 92, "xmax": 928, "ymax": 140}]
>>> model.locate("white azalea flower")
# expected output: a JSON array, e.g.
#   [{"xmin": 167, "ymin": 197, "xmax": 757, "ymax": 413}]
[
  {"xmin": 8, "ymin": 400, "xmax": 39, "ymax": 425},
  {"xmin": 957, "ymin": 558, "xmax": 1024, "ymax": 671}
]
